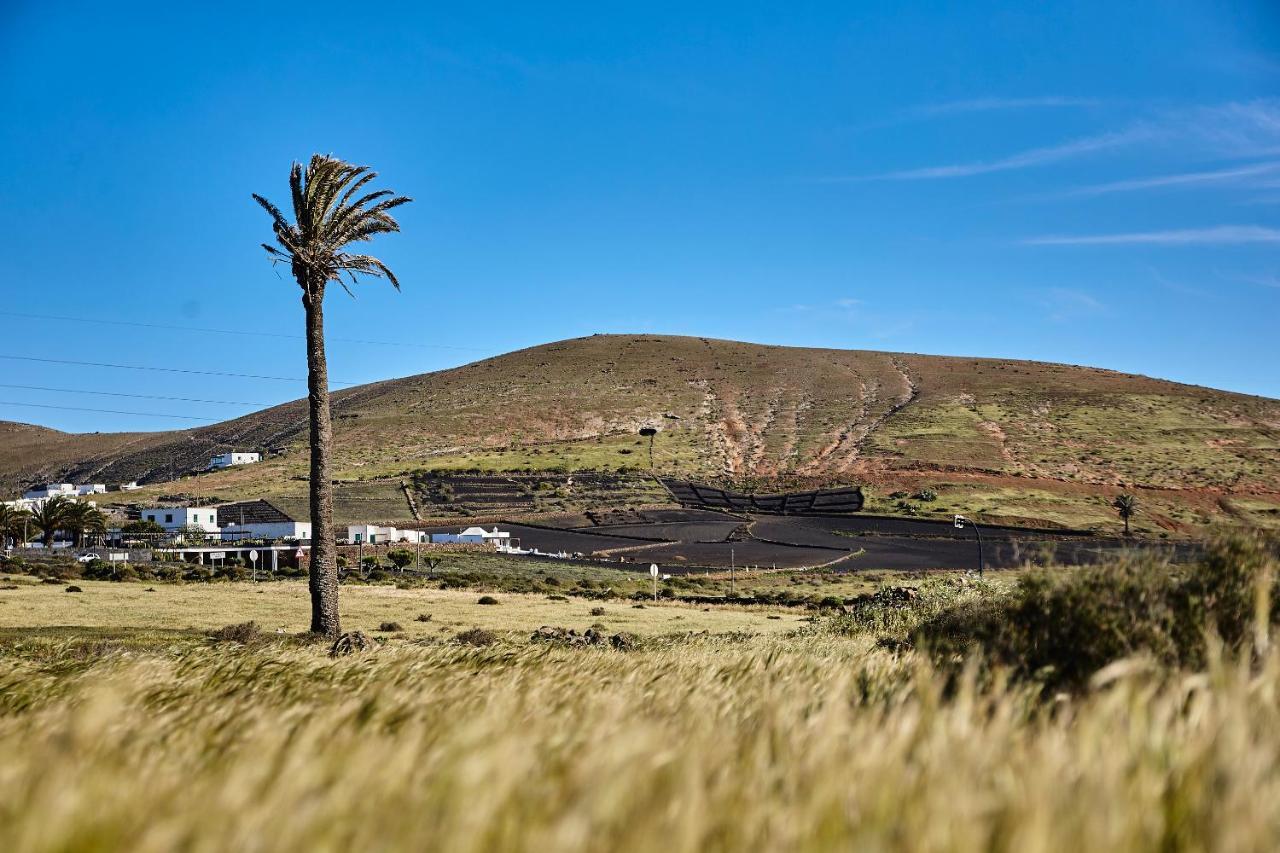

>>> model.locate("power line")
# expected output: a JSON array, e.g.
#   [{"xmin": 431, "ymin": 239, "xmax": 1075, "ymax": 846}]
[
  {"xmin": 0, "ymin": 310, "xmax": 484, "ymax": 352},
  {"xmin": 0, "ymin": 400, "xmax": 218, "ymax": 421},
  {"xmin": 0, "ymin": 383, "xmax": 277, "ymax": 407},
  {"xmin": 0, "ymin": 354, "xmax": 362, "ymax": 385}
]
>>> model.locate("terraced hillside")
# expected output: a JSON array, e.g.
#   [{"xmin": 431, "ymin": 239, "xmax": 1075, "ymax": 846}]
[{"xmin": 1, "ymin": 335, "xmax": 1277, "ymax": 533}]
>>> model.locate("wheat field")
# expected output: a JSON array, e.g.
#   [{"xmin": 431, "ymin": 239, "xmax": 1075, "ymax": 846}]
[{"xmin": 3, "ymin": 629, "xmax": 1280, "ymax": 852}]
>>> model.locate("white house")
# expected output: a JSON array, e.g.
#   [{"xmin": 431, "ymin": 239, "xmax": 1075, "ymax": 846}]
[
  {"xmin": 141, "ymin": 507, "xmax": 221, "ymax": 533},
  {"xmin": 209, "ymin": 452, "xmax": 262, "ymax": 470},
  {"xmin": 217, "ymin": 500, "xmax": 311, "ymax": 541},
  {"xmin": 76, "ymin": 484, "xmax": 106, "ymax": 496},
  {"xmin": 346, "ymin": 524, "xmax": 428, "ymax": 545},
  {"xmin": 119, "ymin": 482, "xmax": 141, "ymax": 491},
  {"xmin": 23, "ymin": 483, "xmax": 76, "ymax": 500}
]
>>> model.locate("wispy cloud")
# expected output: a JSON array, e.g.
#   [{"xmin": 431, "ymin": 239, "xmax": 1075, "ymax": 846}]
[
  {"xmin": 1038, "ymin": 288, "xmax": 1108, "ymax": 322},
  {"xmin": 1239, "ymin": 272, "xmax": 1280, "ymax": 289},
  {"xmin": 1059, "ymin": 161, "xmax": 1280, "ymax": 198},
  {"xmin": 909, "ymin": 96, "xmax": 1103, "ymax": 117},
  {"xmin": 854, "ymin": 127, "xmax": 1152, "ymax": 181},
  {"xmin": 1024, "ymin": 225, "xmax": 1280, "ymax": 246}
]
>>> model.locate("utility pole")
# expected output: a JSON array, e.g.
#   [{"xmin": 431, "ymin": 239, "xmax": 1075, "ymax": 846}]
[
  {"xmin": 415, "ymin": 535, "xmax": 421, "ymax": 572},
  {"xmin": 730, "ymin": 548, "xmax": 735, "ymax": 597}
]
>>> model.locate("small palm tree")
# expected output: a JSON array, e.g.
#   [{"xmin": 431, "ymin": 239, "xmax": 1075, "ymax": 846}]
[
  {"xmin": 65, "ymin": 503, "xmax": 107, "ymax": 547},
  {"xmin": 30, "ymin": 496, "xmax": 73, "ymax": 549},
  {"xmin": 0, "ymin": 504, "xmax": 31, "ymax": 547},
  {"xmin": 1112, "ymin": 493, "xmax": 1138, "ymax": 536},
  {"xmin": 254, "ymin": 155, "xmax": 411, "ymax": 637}
]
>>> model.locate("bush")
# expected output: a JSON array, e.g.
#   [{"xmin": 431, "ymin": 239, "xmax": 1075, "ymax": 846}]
[
  {"xmin": 64, "ymin": 585, "xmax": 83, "ymax": 593},
  {"xmin": 914, "ymin": 488, "xmax": 938, "ymax": 502},
  {"xmin": 477, "ymin": 595, "xmax": 500, "ymax": 605},
  {"xmin": 590, "ymin": 606, "xmax": 606, "ymax": 616},
  {"xmin": 214, "ymin": 563, "xmax": 247, "ymax": 582},
  {"xmin": 209, "ymin": 621, "xmax": 262, "ymax": 644},
  {"xmin": 455, "ymin": 628, "xmax": 497, "ymax": 646},
  {"xmin": 915, "ymin": 536, "xmax": 1279, "ymax": 688},
  {"xmin": 83, "ymin": 560, "xmax": 137, "ymax": 582},
  {"xmin": 415, "ymin": 613, "xmax": 432, "ymax": 622},
  {"xmin": 387, "ymin": 550, "xmax": 414, "ymax": 570},
  {"xmin": 378, "ymin": 621, "xmax": 404, "ymax": 633}
]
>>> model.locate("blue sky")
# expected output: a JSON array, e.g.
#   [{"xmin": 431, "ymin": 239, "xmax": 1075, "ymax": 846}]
[{"xmin": 1, "ymin": 0, "xmax": 1277, "ymax": 434}]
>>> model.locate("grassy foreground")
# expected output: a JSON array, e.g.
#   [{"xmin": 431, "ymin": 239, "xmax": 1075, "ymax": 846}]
[
  {"xmin": 4, "ymin": 634, "xmax": 1280, "ymax": 851},
  {"xmin": 3, "ymin": 539, "xmax": 1280, "ymax": 851}
]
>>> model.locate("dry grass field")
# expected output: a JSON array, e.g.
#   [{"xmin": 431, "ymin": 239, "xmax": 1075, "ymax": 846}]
[{"xmin": 1, "ymin": 538, "xmax": 1279, "ymax": 851}]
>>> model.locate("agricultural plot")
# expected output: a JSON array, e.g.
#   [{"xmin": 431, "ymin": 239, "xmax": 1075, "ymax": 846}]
[{"xmin": 663, "ymin": 479, "xmax": 864, "ymax": 513}]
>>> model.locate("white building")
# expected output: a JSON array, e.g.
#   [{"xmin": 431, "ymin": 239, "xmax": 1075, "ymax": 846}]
[
  {"xmin": 431, "ymin": 526, "xmax": 518, "ymax": 552},
  {"xmin": 209, "ymin": 452, "xmax": 262, "ymax": 470},
  {"xmin": 346, "ymin": 524, "xmax": 428, "ymax": 545},
  {"xmin": 119, "ymin": 482, "xmax": 141, "ymax": 491},
  {"xmin": 23, "ymin": 483, "xmax": 76, "ymax": 500},
  {"xmin": 76, "ymin": 484, "xmax": 106, "ymax": 496},
  {"xmin": 216, "ymin": 500, "xmax": 311, "ymax": 541},
  {"xmin": 141, "ymin": 507, "xmax": 221, "ymax": 533}
]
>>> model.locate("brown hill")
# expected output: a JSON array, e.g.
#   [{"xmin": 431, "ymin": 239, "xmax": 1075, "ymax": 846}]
[{"xmin": 2, "ymin": 335, "xmax": 1277, "ymax": 533}]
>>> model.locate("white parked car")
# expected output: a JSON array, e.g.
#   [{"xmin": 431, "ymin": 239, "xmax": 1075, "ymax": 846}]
[{"xmin": 75, "ymin": 552, "xmax": 99, "ymax": 563}]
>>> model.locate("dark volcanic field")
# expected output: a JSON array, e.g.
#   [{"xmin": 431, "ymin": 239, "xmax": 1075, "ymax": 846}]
[{"xmin": 425, "ymin": 509, "xmax": 1196, "ymax": 571}]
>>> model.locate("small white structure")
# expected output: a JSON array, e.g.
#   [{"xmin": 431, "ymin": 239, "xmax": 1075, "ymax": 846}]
[
  {"xmin": 23, "ymin": 483, "xmax": 76, "ymax": 500},
  {"xmin": 76, "ymin": 484, "xmax": 106, "ymax": 496},
  {"xmin": 209, "ymin": 452, "xmax": 262, "ymax": 470},
  {"xmin": 119, "ymin": 482, "xmax": 141, "ymax": 491},
  {"xmin": 431, "ymin": 526, "xmax": 518, "ymax": 552},
  {"xmin": 141, "ymin": 507, "xmax": 220, "ymax": 533},
  {"xmin": 347, "ymin": 524, "xmax": 428, "ymax": 545}
]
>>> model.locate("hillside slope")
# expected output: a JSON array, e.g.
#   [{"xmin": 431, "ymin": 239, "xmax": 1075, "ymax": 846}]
[{"xmin": 2, "ymin": 335, "xmax": 1277, "ymax": 532}]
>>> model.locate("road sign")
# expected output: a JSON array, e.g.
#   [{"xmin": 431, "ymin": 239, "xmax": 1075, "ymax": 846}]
[
  {"xmin": 209, "ymin": 551, "xmax": 226, "ymax": 560},
  {"xmin": 954, "ymin": 515, "xmax": 966, "ymax": 529},
  {"xmin": 295, "ymin": 549, "xmax": 305, "ymax": 558},
  {"xmin": 249, "ymin": 550, "xmax": 259, "ymax": 562},
  {"xmin": 650, "ymin": 564, "xmax": 659, "ymax": 577},
  {"xmin": 108, "ymin": 552, "xmax": 127, "ymax": 562}
]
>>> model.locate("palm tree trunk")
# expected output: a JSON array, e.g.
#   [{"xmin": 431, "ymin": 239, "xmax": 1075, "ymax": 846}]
[{"xmin": 303, "ymin": 286, "xmax": 341, "ymax": 637}]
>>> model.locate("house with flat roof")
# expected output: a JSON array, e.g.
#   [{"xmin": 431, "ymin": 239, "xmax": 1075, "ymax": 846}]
[
  {"xmin": 141, "ymin": 506, "xmax": 221, "ymax": 533},
  {"xmin": 210, "ymin": 451, "xmax": 261, "ymax": 470},
  {"xmin": 346, "ymin": 524, "xmax": 427, "ymax": 545}
]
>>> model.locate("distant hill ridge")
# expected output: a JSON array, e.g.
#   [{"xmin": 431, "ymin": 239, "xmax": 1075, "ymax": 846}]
[{"xmin": 1, "ymin": 335, "xmax": 1277, "ymax": 534}]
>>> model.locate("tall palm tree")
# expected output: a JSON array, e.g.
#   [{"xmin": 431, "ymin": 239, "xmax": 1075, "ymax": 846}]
[
  {"xmin": 1112, "ymin": 493, "xmax": 1138, "ymax": 536},
  {"xmin": 254, "ymin": 155, "xmax": 411, "ymax": 637},
  {"xmin": 30, "ymin": 496, "xmax": 73, "ymax": 549}
]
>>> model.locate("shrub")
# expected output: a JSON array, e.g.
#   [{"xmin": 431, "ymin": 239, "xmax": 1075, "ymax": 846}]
[
  {"xmin": 477, "ymin": 595, "xmax": 500, "ymax": 605},
  {"xmin": 214, "ymin": 564, "xmax": 247, "ymax": 582},
  {"xmin": 64, "ymin": 585, "xmax": 83, "ymax": 593},
  {"xmin": 386, "ymin": 550, "xmax": 414, "ymax": 570},
  {"xmin": 590, "ymin": 606, "xmax": 606, "ymax": 617},
  {"xmin": 455, "ymin": 628, "xmax": 497, "ymax": 646},
  {"xmin": 415, "ymin": 613, "xmax": 432, "ymax": 622},
  {"xmin": 915, "ymin": 536, "xmax": 1279, "ymax": 688},
  {"xmin": 914, "ymin": 488, "xmax": 938, "ymax": 502},
  {"xmin": 209, "ymin": 621, "xmax": 262, "ymax": 644},
  {"xmin": 378, "ymin": 622, "xmax": 404, "ymax": 633}
]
